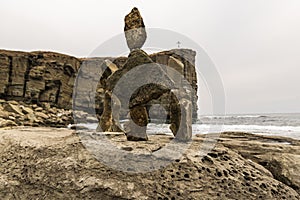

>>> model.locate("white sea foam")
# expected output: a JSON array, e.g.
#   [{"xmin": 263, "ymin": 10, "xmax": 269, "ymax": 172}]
[
  {"xmin": 200, "ymin": 115, "xmax": 264, "ymax": 119},
  {"xmin": 73, "ymin": 123, "xmax": 300, "ymax": 140},
  {"xmin": 192, "ymin": 124, "xmax": 300, "ymax": 140}
]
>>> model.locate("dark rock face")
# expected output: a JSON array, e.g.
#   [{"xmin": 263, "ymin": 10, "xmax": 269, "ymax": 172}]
[{"xmin": 124, "ymin": 7, "xmax": 147, "ymax": 50}]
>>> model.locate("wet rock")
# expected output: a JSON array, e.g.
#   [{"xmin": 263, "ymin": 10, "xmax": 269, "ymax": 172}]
[{"xmin": 124, "ymin": 7, "xmax": 147, "ymax": 50}]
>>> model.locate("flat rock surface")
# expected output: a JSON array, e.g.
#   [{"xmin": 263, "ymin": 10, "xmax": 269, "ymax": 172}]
[{"xmin": 0, "ymin": 127, "xmax": 299, "ymax": 199}]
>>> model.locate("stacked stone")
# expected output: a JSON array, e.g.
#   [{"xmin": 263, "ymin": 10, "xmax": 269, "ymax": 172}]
[
  {"xmin": 98, "ymin": 7, "xmax": 194, "ymax": 141},
  {"xmin": 124, "ymin": 7, "xmax": 147, "ymax": 51}
]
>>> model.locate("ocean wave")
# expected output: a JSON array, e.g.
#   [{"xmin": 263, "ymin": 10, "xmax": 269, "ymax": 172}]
[
  {"xmin": 70, "ymin": 122, "xmax": 300, "ymax": 140},
  {"xmin": 200, "ymin": 115, "xmax": 265, "ymax": 120},
  {"xmin": 192, "ymin": 124, "xmax": 300, "ymax": 140}
]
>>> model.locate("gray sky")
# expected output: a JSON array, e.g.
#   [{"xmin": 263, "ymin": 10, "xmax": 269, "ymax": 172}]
[{"xmin": 1, "ymin": 0, "xmax": 300, "ymax": 114}]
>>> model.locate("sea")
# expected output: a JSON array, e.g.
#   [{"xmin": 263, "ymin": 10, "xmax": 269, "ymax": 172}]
[{"xmin": 76, "ymin": 113, "xmax": 300, "ymax": 140}]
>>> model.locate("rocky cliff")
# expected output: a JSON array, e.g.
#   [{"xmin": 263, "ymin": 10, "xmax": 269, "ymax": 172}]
[
  {"xmin": 0, "ymin": 50, "xmax": 80, "ymax": 109},
  {"xmin": 0, "ymin": 49, "xmax": 198, "ymax": 119}
]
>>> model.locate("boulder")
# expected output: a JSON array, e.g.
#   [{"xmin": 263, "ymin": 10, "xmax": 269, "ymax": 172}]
[
  {"xmin": 0, "ymin": 119, "xmax": 17, "ymax": 128},
  {"xmin": 20, "ymin": 106, "xmax": 34, "ymax": 115},
  {"xmin": 25, "ymin": 113, "xmax": 39, "ymax": 124},
  {"xmin": 107, "ymin": 49, "xmax": 153, "ymax": 91},
  {"xmin": 3, "ymin": 103, "xmax": 24, "ymax": 116},
  {"xmin": 0, "ymin": 109, "xmax": 10, "ymax": 119},
  {"xmin": 124, "ymin": 7, "xmax": 147, "ymax": 50},
  {"xmin": 34, "ymin": 107, "xmax": 43, "ymax": 112},
  {"xmin": 35, "ymin": 112, "xmax": 49, "ymax": 120},
  {"xmin": 107, "ymin": 49, "xmax": 175, "ymax": 108},
  {"xmin": 124, "ymin": 105, "xmax": 149, "ymax": 141},
  {"xmin": 97, "ymin": 91, "xmax": 122, "ymax": 132},
  {"xmin": 174, "ymin": 98, "xmax": 192, "ymax": 141},
  {"xmin": 129, "ymin": 83, "xmax": 171, "ymax": 109}
]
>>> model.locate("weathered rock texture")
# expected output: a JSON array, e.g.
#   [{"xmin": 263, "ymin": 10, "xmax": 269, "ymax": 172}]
[
  {"xmin": 101, "ymin": 49, "xmax": 194, "ymax": 141},
  {"xmin": 0, "ymin": 99, "xmax": 75, "ymax": 128},
  {"xmin": 0, "ymin": 128, "xmax": 299, "ymax": 199},
  {"xmin": 124, "ymin": 7, "xmax": 147, "ymax": 50},
  {"xmin": 97, "ymin": 91, "xmax": 122, "ymax": 132},
  {"xmin": 213, "ymin": 132, "xmax": 300, "ymax": 194},
  {"xmin": 0, "ymin": 50, "xmax": 80, "ymax": 109},
  {"xmin": 0, "ymin": 49, "xmax": 198, "ymax": 121},
  {"xmin": 150, "ymin": 49, "xmax": 198, "ymax": 120}
]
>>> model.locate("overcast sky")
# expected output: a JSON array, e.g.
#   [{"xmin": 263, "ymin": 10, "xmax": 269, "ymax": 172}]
[{"xmin": 1, "ymin": 0, "xmax": 299, "ymax": 115}]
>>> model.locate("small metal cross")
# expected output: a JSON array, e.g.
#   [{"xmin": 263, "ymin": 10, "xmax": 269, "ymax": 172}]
[{"xmin": 177, "ymin": 41, "xmax": 181, "ymax": 48}]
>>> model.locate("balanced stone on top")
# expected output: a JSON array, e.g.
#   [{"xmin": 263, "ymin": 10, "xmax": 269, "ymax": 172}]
[{"xmin": 124, "ymin": 7, "xmax": 147, "ymax": 51}]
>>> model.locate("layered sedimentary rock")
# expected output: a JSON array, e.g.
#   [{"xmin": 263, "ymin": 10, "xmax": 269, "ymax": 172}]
[
  {"xmin": 0, "ymin": 50, "xmax": 80, "ymax": 109},
  {"xmin": 0, "ymin": 49, "xmax": 198, "ymax": 120}
]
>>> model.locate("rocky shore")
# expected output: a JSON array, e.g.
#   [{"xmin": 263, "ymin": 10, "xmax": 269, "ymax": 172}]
[
  {"xmin": 1, "ymin": 6, "xmax": 298, "ymax": 199},
  {"xmin": 0, "ymin": 99, "xmax": 74, "ymax": 128},
  {"xmin": 0, "ymin": 127, "xmax": 299, "ymax": 199}
]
